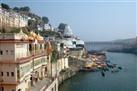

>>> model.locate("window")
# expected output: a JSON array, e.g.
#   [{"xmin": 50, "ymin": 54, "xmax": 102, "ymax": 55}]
[
  {"xmin": 7, "ymin": 72, "xmax": 9, "ymax": 76},
  {"xmin": 1, "ymin": 72, "xmax": 3, "ymax": 76},
  {"xmin": 47, "ymin": 56, "xmax": 49, "ymax": 60},
  {"xmin": 0, "ymin": 87, "xmax": 4, "ymax": 91},
  {"xmin": 0, "ymin": 50, "xmax": 3, "ymax": 55},
  {"xmin": 18, "ymin": 89, "xmax": 21, "ymax": 91},
  {"xmin": 29, "ymin": 44, "xmax": 32, "ymax": 51},
  {"xmin": 11, "ymin": 72, "xmax": 14, "ymax": 77},
  {"xmin": 11, "ymin": 50, "xmax": 14, "ymax": 55},
  {"xmin": 6, "ymin": 50, "xmax": 8, "ymax": 55},
  {"xmin": 40, "ymin": 44, "xmax": 42, "ymax": 49}
]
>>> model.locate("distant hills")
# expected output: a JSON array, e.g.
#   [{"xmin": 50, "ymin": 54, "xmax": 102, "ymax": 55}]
[
  {"xmin": 113, "ymin": 38, "xmax": 136, "ymax": 45},
  {"xmin": 107, "ymin": 38, "xmax": 137, "ymax": 54},
  {"xmin": 86, "ymin": 37, "xmax": 137, "ymax": 55}
]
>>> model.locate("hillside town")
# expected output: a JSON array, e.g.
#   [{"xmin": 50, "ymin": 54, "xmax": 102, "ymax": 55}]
[
  {"xmin": 0, "ymin": 3, "xmax": 87, "ymax": 91},
  {"xmin": 1, "ymin": 2, "xmax": 135, "ymax": 91}
]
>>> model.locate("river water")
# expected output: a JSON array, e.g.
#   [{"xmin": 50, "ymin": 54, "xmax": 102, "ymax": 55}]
[{"xmin": 59, "ymin": 46, "xmax": 137, "ymax": 91}]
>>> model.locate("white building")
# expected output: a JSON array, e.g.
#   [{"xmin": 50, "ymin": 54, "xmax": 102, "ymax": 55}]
[
  {"xmin": 76, "ymin": 39, "xmax": 85, "ymax": 48},
  {"xmin": 58, "ymin": 24, "xmax": 85, "ymax": 49},
  {"xmin": 0, "ymin": 6, "xmax": 28, "ymax": 31},
  {"xmin": 44, "ymin": 24, "xmax": 54, "ymax": 31},
  {"xmin": 63, "ymin": 25, "xmax": 73, "ymax": 36}
]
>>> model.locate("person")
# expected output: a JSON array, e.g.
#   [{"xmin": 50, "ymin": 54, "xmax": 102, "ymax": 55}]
[{"xmin": 30, "ymin": 75, "xmax": 33, "ymax": 86}]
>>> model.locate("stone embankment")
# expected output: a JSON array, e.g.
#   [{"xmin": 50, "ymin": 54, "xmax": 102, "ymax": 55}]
[{"xmin": 58, "ymin": 56, "xmax": 83, "ymax": 85}]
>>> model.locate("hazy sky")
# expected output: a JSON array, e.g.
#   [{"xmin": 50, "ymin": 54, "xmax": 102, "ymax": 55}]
[{"xmin": 1, "ymin": 0, "xmax": 136, "ymax": 41}]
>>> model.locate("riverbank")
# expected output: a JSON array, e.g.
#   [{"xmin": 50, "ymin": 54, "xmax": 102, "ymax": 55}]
[
  {"xmin": 58, "ymin": 57, "xmax": 82, "ymax": 85},
  {"xmin": 58, "ymin": 68, "xmax": 77, "ymax": 85},
  {"xmin": 59, "ymin": 52, "xmax": 137, "ymax": 91},
  {"xmin": 58, "ymin": 52, "xmax": 108, "ymax": 86}
]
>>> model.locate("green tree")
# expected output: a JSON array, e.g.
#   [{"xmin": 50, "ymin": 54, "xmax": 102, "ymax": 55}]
[
  {"xmin": 1, "ymin": 3, "xmax": 10, "ymax": 9},
  {"xmin": 28, "ymin": 20, "xmax": 37, "ymax": 30},
  {"xmin": 58, "ymin": 23, "xmax": 66, "ymax": 30},
  {"xmin": 51, "ymin": 49, "xmax": 59, "ymax": 63},
  {"xmin": 13, "ymin": 7, "xmax": 20, "ymax": 12},
  {"xmin": 20, "ymin": 7, "xmax": 30, "ymax": 12},
  {"xmin": 42, "ymin": 16, "xmax": 49, "ymax": 24},
  {"xmin": 40, "ymin": 31, "xmax": 61, "ymax": 38}
]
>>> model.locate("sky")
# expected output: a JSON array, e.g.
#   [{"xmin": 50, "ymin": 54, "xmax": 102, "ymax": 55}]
[{"xmin": 1, "ymin": 0, "xmax": 136, "ymax": 41}]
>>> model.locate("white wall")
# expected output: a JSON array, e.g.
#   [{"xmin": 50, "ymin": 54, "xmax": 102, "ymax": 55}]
[
  {"xmin": 0, "ymin": 43, "xmax": 15, "ymax": 61},
  {"xmin": 15, "ymin": 43, "xmax": 28, "ymax": 59}
]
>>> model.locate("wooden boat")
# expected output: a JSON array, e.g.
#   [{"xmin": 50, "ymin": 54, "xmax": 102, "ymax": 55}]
[
  {"xmin": 111, "ymin": 68, "xmax": 119, "ymax": 73},
  {"xmin": 101, "ymin": 70, "xmax": 105, "ymax": 77},
  {"xmin": 79, "ymin": 67, "xmax": 99, "ymax": 72}
]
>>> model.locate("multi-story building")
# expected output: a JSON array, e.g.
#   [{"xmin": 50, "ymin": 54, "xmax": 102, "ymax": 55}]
[
  {"xmin": 0, "ymin": 30, "xmax": 58, "ymax": 91},
  {"xmin": 0, "ymin": 5, "xmax": 28, "ymax": 31}
]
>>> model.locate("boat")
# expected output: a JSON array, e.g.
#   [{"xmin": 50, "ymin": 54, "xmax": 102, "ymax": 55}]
[
  {"xmin": 118, "ymin": 66, "xmax": 122, "ymax": 70},
  {"xmin": 79, "ymin": 67, "xmax": 99, "ymax": 72},
  {"xmin": 101, "ymin": 70, "xmax": 105, "ymax": 77},
  {"xmin": 111, "ymin": 68, "xmax": 119, "ymax": 73}
]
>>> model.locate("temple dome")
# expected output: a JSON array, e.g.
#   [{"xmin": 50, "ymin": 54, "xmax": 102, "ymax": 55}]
[{"xmin": 63, "ymin": 25, "xmax": 73, "ymax": 36}]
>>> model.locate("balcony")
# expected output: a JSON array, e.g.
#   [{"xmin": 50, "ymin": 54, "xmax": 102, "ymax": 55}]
[{"xmin": 16, "ymin": 49, "xmax": 47, "ymax": 64}]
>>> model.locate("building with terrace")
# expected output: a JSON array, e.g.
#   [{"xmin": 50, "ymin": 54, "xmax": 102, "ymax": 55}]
[{"xmin": 0, "ymin": 30, "xmax": 58, "ymax": 91}]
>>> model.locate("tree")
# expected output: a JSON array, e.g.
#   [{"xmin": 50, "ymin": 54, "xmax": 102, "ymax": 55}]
[
  {"xmin": 51, "ymin": 50, "xmax": 58, "ymax": 63},
  {"xmin": 28, "ymin": 20, "xmax": 37, "ymax": 30},
  {"xmin": 40, "ymin": 31, "xmax": 61, "ymax": 38},
  {"xmin": 20, "ymin": 7, "xmax": 30, "ymax": 12},
  {"xmin": 42, "ymin": 16, "xmax": 49, "ymax": 24},
  {"xmin": 1, "ymin": 3, "xmax": 10, "ymax": 9},
  {"xmin": 58, "ymin": 23, "xmax": 66, "ymax": 30},
  {"xmin": 13, "ymin": 7, "xmax": 20, "ymax": 12}
]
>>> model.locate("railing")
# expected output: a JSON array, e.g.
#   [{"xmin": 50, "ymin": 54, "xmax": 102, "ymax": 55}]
[
  {"xmin": 40, "ymin": 77, "xmax": 57, "ymax": 91},
  {"xmin": 29, "ymin": 50, "xmax": 45, "ymax": 55},
  {"xmin": 0, "ymin": 80, "xmax": 18, "ymax": 85},
  {"xmin": 16, "ymin": 49, "xmax": 47, "ymax": 64}
]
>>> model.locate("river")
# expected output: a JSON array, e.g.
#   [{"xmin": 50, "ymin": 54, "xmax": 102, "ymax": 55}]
[{"xmin": 59, "ymin": 52, "xmax": 137, "ymax": 91}]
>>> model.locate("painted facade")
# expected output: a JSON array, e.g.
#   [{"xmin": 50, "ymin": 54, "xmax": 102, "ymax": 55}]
[{"xmin": 0, "ymin": 30, "xmax": 59, "ymax": 91}]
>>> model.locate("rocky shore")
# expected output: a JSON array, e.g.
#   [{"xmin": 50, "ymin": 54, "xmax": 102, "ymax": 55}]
[
  {"xmin": 58, "ymin": 52, "xmax": 107, "ymax": 85},
  {"xmin": 58, "ymin": 51, "xmax": 123, "ymax": 85}
]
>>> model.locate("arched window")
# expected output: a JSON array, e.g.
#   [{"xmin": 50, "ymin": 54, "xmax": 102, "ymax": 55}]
[
  {"xmin": 29, "ymin": 44, "xmax": 32, "ymax": 51},
  {"xmin": 0, "ymin": 87, "xmax": 4, "ymax": 91},
  {"xmin": 18, "ymin": 89, "xmax": 21, "ymax": 91}
]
